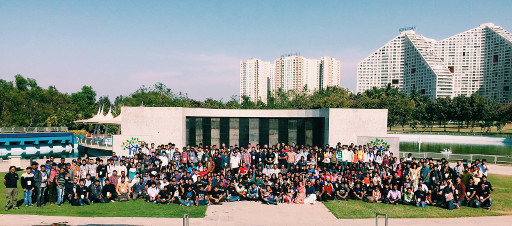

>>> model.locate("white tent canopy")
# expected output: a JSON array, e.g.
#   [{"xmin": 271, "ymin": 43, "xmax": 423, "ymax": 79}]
[{"xmin": 73, "ymin": 106, "xmax": 121, "ymax": 125}]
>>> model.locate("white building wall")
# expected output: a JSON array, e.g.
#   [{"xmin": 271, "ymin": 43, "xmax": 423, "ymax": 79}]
[{"xmin": 113, "ymin": 107, "xmax": 390, "ymax": 156}]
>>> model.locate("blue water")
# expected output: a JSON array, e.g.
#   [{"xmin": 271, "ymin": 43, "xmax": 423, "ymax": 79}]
[{"xmin": 400, "ymin": 142, "xmax": 512, "ymax": 156}]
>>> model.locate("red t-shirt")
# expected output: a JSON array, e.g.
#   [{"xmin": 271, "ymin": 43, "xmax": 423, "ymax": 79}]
[{"xmin": 239, "ymin": 167, "xmax": 249, "ymax": 175}]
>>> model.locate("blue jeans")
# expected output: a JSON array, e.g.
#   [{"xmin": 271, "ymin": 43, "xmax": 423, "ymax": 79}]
[
  {"xmin": 98, "ymin": 177, "xmax": 105, "ymax": 189},
  {"xmin": 180, "ymin": 199, "xmax": 194, "ymax": 206},
  {"xmin": 416, "ymin": 201, "xmax": 426, "ymax": 208},
  {"xmin": 36, "ymin": 187, "xmax": 46, "ymax": 207},
  {"xmin": 264, "ymin": 197, "xmax": 276, "ymax": 204},
  {"xmin": 57, "ymin": 187, "xmax": 64, "ymax": 205},
  {"xmin": 229, "ymin": 196, "xmax": 240, "ymax": 202},
  {"xmin": 197, "ymin": 200, "xmax": 209, "ymax": 206},
  {"xmin": 446, "ymin": 199, "xmax": 455, "ymax": 210},
  {"xmin": 24, "ymin": 189, "xmax": 33, "ymax": 206},
  {"xmin": 476, "ymin": 198, "xmax": 493, "ymax": 208},
  {"xmin": 77, "ymin": 198, "xmax": 90, "ymax": 206}
]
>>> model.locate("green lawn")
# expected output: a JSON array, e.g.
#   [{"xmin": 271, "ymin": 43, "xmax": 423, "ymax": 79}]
[
  {"xmin": 0, "ymin": 171, "xmax": 207, "ymax": 218},
  {"xmin": 324, "ymin": 174, "xmax": 512, "ymax": 218}
]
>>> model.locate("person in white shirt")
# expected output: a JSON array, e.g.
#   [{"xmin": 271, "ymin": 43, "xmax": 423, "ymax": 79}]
[
  {"xmin": 230, "ymin": 152, "xmax": 241, "ymax": 174},
  {"xmin": 107, "ymin": 161, "xmax": 116, "ymax": 178},
  {"xmin": 116, "ymin": 162, "xmax": 127, "ymax": 176},
  {"xmin": 159, "ymin": 153, "xmax": 169, "ymax": 167},
  {"xmin": 262, "ymin": 165, "xmax": 272, "ymax": 177},
  {"xmin": 159, "ymin": 178, "xmax": 169, "ymax": 190},
  {"xmin": 146, "ymin": 183, "xmax": 160, "ymax": 202}
]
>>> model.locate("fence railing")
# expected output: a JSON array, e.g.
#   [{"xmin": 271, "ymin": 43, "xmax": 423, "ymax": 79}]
[
  {"xmin": 388, "ymin": 131, "xmax": 512, "ymax": 138},
  {"xmin": 400, "ymin": 152, "xmax": 512, "ymax": 164},
  {"xmin": 77, "ymin": 136, "xmax": 113, "ymax": 148},
  {"xmin": 375, "ymin": 213, "xmax": 388, "ymax": 226},
  {"xmin": 0, "ymin": 127, "xmax": 68, "ymax": 133}
]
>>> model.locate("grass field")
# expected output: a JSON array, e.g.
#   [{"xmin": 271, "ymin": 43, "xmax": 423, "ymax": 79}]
[
  {"xmin": 323, "ymin": 174, "xmax": 512, "ymax": 218},
  {"xmin": 389, "ymin": 123, "xmax": 512, "ymax": 137},
  {"xmin": 0, "ymin": 171, "xmax": 207, "ymax": 218}
]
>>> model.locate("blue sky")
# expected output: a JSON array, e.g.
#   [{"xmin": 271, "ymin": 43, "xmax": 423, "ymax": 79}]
[{"xmin": 1, "ymin": 0, "xmax": 511, "ymax": 101}]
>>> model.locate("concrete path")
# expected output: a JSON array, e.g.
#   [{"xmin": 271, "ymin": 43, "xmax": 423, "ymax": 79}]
[{"xmin": 1, "ymin": 202, "xmax": 512, "ymax": 226}]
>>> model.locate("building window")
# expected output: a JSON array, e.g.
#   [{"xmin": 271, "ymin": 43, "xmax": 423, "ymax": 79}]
[
  {"xmin": 420, "ymin": 89, "xmax": 426, "ymax": 95},
  {"xmin": 505, "ymin": 86, "xmax": 510, "ymax": 91},
  {"xmin": 493, "ymin": 55, "xmax": 499, "ymax": 63},
  {"xmin": 392, "ymin": 79, "xmax": 399, "ymax": 85},
  {"xmin": 412, "ymin": 84, "xmax": 416, "ymax": 89},
  {"xmin": 411, "ymin": 68, "xmax": 416, "ymax": 74},
  {"xmin": 448, "ymin": 66, "xmax": 455, "ymax": 73}
]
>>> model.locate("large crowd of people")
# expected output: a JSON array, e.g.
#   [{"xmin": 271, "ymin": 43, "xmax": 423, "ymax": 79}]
[{"xmin": 4, "ymin": 142, "xmax": 493, "ymax": 211}]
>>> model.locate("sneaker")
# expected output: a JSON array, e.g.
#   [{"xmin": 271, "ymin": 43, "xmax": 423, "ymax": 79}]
[
  {"xmin": 25, "ymin": 205, "xmax": 28, "ymax": 207},
  {"xmin": 4, "ymin": 207, "xmax": 8, "ymax": 211},
  {"xmin": 57, "ymin": 205, "xmax": 61, "ymax": 208}
]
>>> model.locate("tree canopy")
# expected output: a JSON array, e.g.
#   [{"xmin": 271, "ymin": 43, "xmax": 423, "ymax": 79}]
[{"xmin": 0, "ymin": 75, "xmax": 510, "ymax": 133}]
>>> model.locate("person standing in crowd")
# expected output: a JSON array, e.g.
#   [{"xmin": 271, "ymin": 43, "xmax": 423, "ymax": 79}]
[
  {"xmin": 8, "ymin": 140, "xmax": 498, "ymax": 212},
  {"xmin": 21, "ymin": 167, "xmax": 35, "ymax": 207},
  {"xmin": 34, "ymin": 165, "xmax": 48, "ymax": 208},
  {"xmin": 4, "ymin": 166, "xmax": 19, "ymax": 211}
]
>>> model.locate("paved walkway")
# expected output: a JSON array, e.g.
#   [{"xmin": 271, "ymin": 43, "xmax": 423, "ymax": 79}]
[{"xmin": 1, "ymin": 202, "xmax": 512, "ymax": 226}]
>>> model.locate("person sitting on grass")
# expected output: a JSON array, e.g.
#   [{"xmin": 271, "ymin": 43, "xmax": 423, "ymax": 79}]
[
  {"xmin": 146, "ymin": 182, "xmax": 159, "ymax": 203},
  {"xmin": 116, "ymin": 176, "xmax": 131, "ymax": 201},
  {"xmin": 64, "ymin": 178, "xmax": 78, "ymax": 206},
  {"xmin": 75, "ymin": 179, "xmax": 90, "ymax": 206},
  {"xmin": 335, "ymin": 182, "xmax": 350, "ymax": 201},
  {"xmin": 475, "ymin": 182, "xmax": 492, "ymax": 209},
  {"xmin": 414, "ymin": 186, "xmax": 427, "ymax": 208},
  {"xmin": 157, "ymin": 186, "xmax": 171, "ymax": 204},
  {"xmin": 209, "ymin": 186, "xmax": 223, "ymax": 205},
  {"xmin": 196, "ymin": 186, "xmax": 209, "ymax": 206},
  {"xmin": 387, "ymin": 184, "xmax": 401, "ymax": 205},
  {"xmin": 352, "ymin": 182, "xmax": 366, "ymax": 201},
  {"xmin": 372, "ymin": 185, "xmax": 381, "ymax": 203},
  {"xmin": 443, "ymin": 179, "xmax": 456, "ymax": 210},
  {"xmin": 132, "ymin": 178, "xmax": 147, "ymax": 200},
  {"xmin": 402, "ymin": 187, "xmax": 414, "ymax": 205},
  {"xmin": 102, "ymin": 179, "xmax": 117, "ymax": 202},
  {"xmin": 89, "ymin": 180, "xmax": 102, "ymax": 203},
  {"xmin": 180, "ymin": 186, "xmax": 196, "ymax": 206}
]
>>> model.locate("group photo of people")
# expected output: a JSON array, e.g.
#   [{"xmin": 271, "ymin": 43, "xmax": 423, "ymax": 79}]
[{"xmin": 4, "ymin": 141, "xmax": 493, "ymax": 211}]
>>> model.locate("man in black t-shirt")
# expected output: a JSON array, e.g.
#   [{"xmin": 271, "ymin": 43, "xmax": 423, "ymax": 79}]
[
  {"xmin": 414, "ymin": 189, "xmax": 427, "ymax": 208},
  {"xmin": 475, "ymin": 183, "xmax": 492, "ymax": 209},
  {"xmin": 336, "ymin": 183, "xmax": 349, "ymax": 201},
  {"xmin": 157, "ymin": 186, "xmax": 170, "ymax": 204},
  {"xmin": 196, "ymin": 186, "xmax": 208, "ymax": 206},
  {"xmin": 4, "ymin": 166, "xmax": 19, "ymax": 211},
  {"xmin": 209, "ymin": 186, "xmax": 222, "ymax": 205}
]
